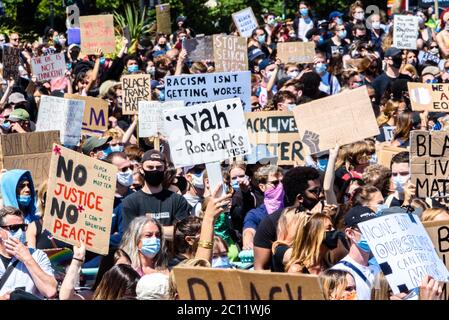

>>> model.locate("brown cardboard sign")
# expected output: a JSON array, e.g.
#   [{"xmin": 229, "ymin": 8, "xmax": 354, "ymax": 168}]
[
  {"xmin": 79, "ymin": 14, "xmax": 115, "ymax": 55},
  {"xmin": 122, "ymin": 74, "xmax": 152, "ymax": 115},
  {"xmin": 156, "ymin": 3, "xmax": 171, "ymax": 35},
  {"xmin": 2, "ymin": 46, "xmax": 21, "ymax": 81},
  {"xmin": 65, "ymin": 94, "xmax": 109, "ymax": 135},
  {"xmin": 184, "ymin": 36, "xmax": 214, "ymax": 62},
  {"xmin": 213, "ymin": 34, "xmax": 248, "ymax": 72},
  {"xmin": 408, "ymin": 82, "xmax": 449, "ymax": 111},
  {"xmin": 376, "ymin": 143, "xmax": 405, "ymax": 168},
  {"xmin": 277, "ymin": 42, "xmax": 316, "ymax": 64}
]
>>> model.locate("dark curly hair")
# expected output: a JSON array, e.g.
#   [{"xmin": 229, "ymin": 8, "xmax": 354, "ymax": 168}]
[{"xmin": 283, "ymin": 166, "xmax": 320, "ymax": 206}]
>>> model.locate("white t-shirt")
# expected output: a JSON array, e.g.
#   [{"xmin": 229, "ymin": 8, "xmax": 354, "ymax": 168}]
[
  {"xmin": 298, "ymin": 18, "xmax": 314, "ymax": 42},
  {"xmin": 319, "ymin": 71, "xmax": 341, "ymax": 95}
]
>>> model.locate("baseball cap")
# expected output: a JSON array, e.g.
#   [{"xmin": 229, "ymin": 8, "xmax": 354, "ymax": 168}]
[
  {"xmin": 344, "ymin": 205, "xmax": 377, "ymax": 228},
  {"xmin": 422, "ymin": 65, "xmax": 440, "ymax": 77},
  {"xmin": 305, "ymin": 28, "xmax": 320, "ymax": 40},
  {"xmin": 258, "ymin": 58, "xmax": 273, "ymax": 71},
  {"xmin": 99, "ymin": 80, "xmax": 120, "ymax": 97},
  {"xmin": 141, "ymin": 149, "xmax": 166, "ymax": 164},
  {"xmin": 8, "ymin": 92, "xmax": 26, "ymax": 105},
  {"xmin": 151, "ymin": 80, "xmax": 164, "ymax": 90},
  {"xmin": 81, "ymin": 136, "xmax": 112, "ymax": 155},
  {"xmin": 384, "ymin": 47, "xmax": 402, "ymax": 58},
  {"xmin": 8, "ymin": 108, "xmax": 29, "ymax": 122},
  {"xmin": 248, "ymin": 48, "xmax": 266, "ymax": 62},
  {"xmin": 136, "ymin": 273, "xmax": 170, "ymax": 300},
  {"xmin": 329, "ymin": 11, "xmax": 343, "ymax": 20}
]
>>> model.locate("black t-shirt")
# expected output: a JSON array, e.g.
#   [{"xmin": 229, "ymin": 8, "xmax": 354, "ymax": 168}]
[
  {"xmin": 0, "ymin": 254, "xmax": 12, "ymax": 269},
  {"xmin": 319, "ymin": 38, "xmax": 349, "ymax": 60},
  {"xmin": 253, "ymin": 208, "xmax": 283, "ymax": 250},
  {"xmin": 372, "ymin": 72, "xmax": 397, "ymax": 105},
  {"xmin": 122, "ymin": 189, "xmax": 191, "ymax": 231},
  {"xmin": 272, "ymin": 244, "xmax": 289, "ymax": 272}
]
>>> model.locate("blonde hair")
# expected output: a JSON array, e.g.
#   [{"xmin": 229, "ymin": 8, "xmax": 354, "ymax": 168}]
[
  {"xmin": 103, "ymin": 128, "xmax": 123, "ymax": 141},
  {"xmin": 168, "ymin": 258, "xmax": 211, "ymax": 300},
  {"xmin": 319, "ymin": 269, "xmax": 352, "ymax": 300},
  {"xmin": 37, "ymin": 179, "xmax": 48, "ymax": 216},
  {"xmin": 377, "ymin": 100, "xmax": 400, "ymax": 126},
  {"xmin": 336, "ymin": 140, "xmax": 375, "ymax": 170},
  {"xmin": 253, "ymin": 165, "xmax": 283, "ymax": 185},
  {"xmin": 421, "ymin": 208, "xmax": 449, "ymax": 222},
  {"xmin": 400, "ymin": 63, "xmax": 418, "ymax": 79},
  {"xmin": 371, "ymin": 272, "xmax": 391, "ymax": 300},
  {"xmin": 272, "ymin": 207, "xmax": 310, "ymax": 253}
]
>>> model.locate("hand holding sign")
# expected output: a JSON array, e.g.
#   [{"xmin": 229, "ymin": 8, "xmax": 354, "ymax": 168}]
[
  {"xmin": 419, "ymin": 275, "xmax": 443, "ymax": 300},
  {"xmin": 204, "ymin": 183, "xmax": 232, "ymax": 219}
]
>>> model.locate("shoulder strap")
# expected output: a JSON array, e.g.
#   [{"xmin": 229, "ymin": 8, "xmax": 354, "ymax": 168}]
[
  {"xmin": 328, "ymin": 72, "xmax": 333, "ymax": 94},
  {"xmin": 338, "ymin": 260, "xmax": 370, "ymax": 287},
  {"xmin": 0, "ymin": 259, "xmax": 20, "ymax": 291}
]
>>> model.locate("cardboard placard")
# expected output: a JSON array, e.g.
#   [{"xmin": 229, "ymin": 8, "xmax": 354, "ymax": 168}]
[
  {"xmin": 79, "ymin": 14, "xmax": 115, "ymax": 55},
  {"xmin": 393, "ymin": 15, "xmax": 419, "ymax": 50},
  {"xmin": 232, "ymin": 7, "xmax": 258, "ymax": 38},
  {"xmin": 173, "ymin": 267, "xmax": 324, "ymax": 300},
  {"xmin": 165, "ymin": 71, "xmax": 252, "ymax": 111},
  {"xmin": 0, "ymin": 131, "xmax": 60, "ymax": 186},
  {"xmin": 293, "ymin": 86, "xmax": 379, "ymax": 154},
  {"xmin": 43, "ymin": 144, "xmax": 117, "ymax": 255},
  {"xmin": 138, "ymin": 100, "xmax": 184, "ymax": 138},
  {"xmin": 376, "ymin": 143, "xmax": 405, "ymax": 168},
  {"xmin": 2, "ymin": 46, "xmax": 21, "ymax": 81},
  {"xmin": 245, "ymin": 111, "xmax": 305, "ymax": 166},
  {"xmin": 213, "ymin": 34, "xmax": 248, "ymax": 72},
  {"xmin": 35, "ymin": 96, "xmax": 85, "ymax": 146},
  {"xmin": 359, "ymin": 212, "xmax": 449, "ymax": 294},
  {"xmin": 183, "ymin": 36, "xmax": 214, "ymax": 61},
  {"xmin": 276, "ymin": 42, "xmax": 316, "ymax": 64},
  {"xmin": 163, "ymin": 98, "xmax": 251, "ymax": 167},
  {"xmin": 156, "ymin": 3, "xmax": 171, "ymax": 35},
  {"xmin": 408, "ymin": 82, "xmax": 449, "ymax": 111},
  {"xmin": 65, "ymin": 94, "xmax": 109, "ymax": 135},
  {"xmin": 122, "ymin": 74, "xmax": 152, "ymax": 115},
  {"xmin": 31, "ymin": 53, "xmax": 66, "ymax": 82}
]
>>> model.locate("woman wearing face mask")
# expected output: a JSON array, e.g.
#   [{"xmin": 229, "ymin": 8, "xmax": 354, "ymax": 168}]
[
  {"xmin": 416, "ymin": 10, "xmax": 432, "ymax": 49},
  {"xmin": 293, "ymin": 1, "xmax": 315, "ymax": 42},
  {"xmin": 153, "ymin": 33, "xmax": 171, "ymax": 53},
  {"xmin": 248, "ymin": 28, "xmax": 272, "ymax": 58},
  {"xmin": 436, "ymin": 9, "xmax": 449, "ymax": 59},
  {"xmin": 320, "ymin": 269, "xmax": 357, "ymax": 300},
  {"xmin": 322, "ymin": 24, "xmax": 350, "ymax": 60}
]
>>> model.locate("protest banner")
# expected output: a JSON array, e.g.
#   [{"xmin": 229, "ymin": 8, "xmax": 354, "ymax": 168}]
[
  {"xmin": 2, "ymin": 46, "xmax": 21, "ymax": 81},
  {"xmin": 66, "ymin": 3, "xmax": 80, "ymax": 28},
  {"xmin": 156, "ymin": 3, "xmax": 171, "ymax": 35},
  {"xmin": 232, "ymin": 7, "xmax": 258, "ymax": 38},
  {"xmin": 375, "ymin": 143, "xmax": 405, "ymax": 168},
  {"xmin": 393, "ymin": 15, "xmax": 419, "ymax": 50},
  {"xmin": 293, "ymin": 86, "xmax": 379, "ymax": 154},
  {"xmin": 173, "ymin": 267, "xmax": 324, "ymax": 300},
  {"xmin": 36, "ymin": 95, "xmax": 85, "ymax": 146},
  {"xmin": 122, "ymin": 74, "xmax": 152, "ymax": 115},
  {"xmin": 0, "ymin": 131, "xmax": 60, "ymax": 186},
  {"xmin": 410, "ymin": 130, "xmax": 449, "ymax": 200},
  {"xmin": 79, "ymin": 14, "xmax": 115, "ymax": 55},
  {"xmin": 417, "ymin": 50, "xmax": 445, "ymax": 69},
  {"xmin": 213, "ymin": 34, "xmax": 248, "ymax": 72},
  {"xmin": 276, "ymin": 42, "xmax": 315, "ymax": 64},
  {"xmin": 163, "ymin": 98, "xmax": 251, "ymax": 168},
  {"xmin": 184, "ymin": 36, "xmax": 214, "ymax": 62},
  {"xmin": 43, "ymin": 144, "xmax": 117, "ymax": 255},
  {"xmin": 31, "ymin": 52, "xmax": 66, "ymax": 82},
  {"xmin": 139, "ymin": 100, "xmax": 184, "ymax": 138},
  {"xmin": 67, "ymin": 28, "xmax": 81, "ymax": 45},
  {"xmin": 245, "ymin": 111, "xmax": 305, "ymax": 165},
  {"xmin": 165, "ymin": 71, "xmax": 251, "ymax": 111},
  {"xmin": 65, "ymin": 94, "xmax": 109, "ymax": 135},
  {"xmin": 358, "ymin": 212, "xmax": 449, "ymax": 294},
  {"xmin": 383, "ymin": 126, "xmax": 396, "ymax": 143},
  {"xmin": 408, "ymin": 82, "xmax": 449, "ymax": 111}
]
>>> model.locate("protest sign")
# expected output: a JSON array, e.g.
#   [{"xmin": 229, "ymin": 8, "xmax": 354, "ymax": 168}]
[
  {"xmin": 184, "ymin": 36, "xmax": 214, "ymax": 62},
  {"xmin": 408, "ymin": 82, "xmax": 449, "ymax": 111},
  {"xmin": 139, "ymin": 101, "xmax": 184, "ymax": 137},
  {"xmin": 67, "ymin": 28, "xmax": 81, "ymax": 45},
  {"xmin": 213, "ymin": 34, "xmax": 248, "ymax": 72},
  {"xmin": 293, "ymin": 86, "xmax": 379, "ymax": 154},
  {"xmin": 375, "ymin": 143, "xmax": 405, "ymax": 168},
  {"xmin": 165, "ymin": 71, "xmax": 251, "ymax": 111},
  {"xmin": 65, "ymin": 94, "xmax": 108, "ymax": 135},
  {"xmin": 79, "ymin": 14, "xmax": 115, "ymax": 55},
  {"xmin": 122, "ymin": 74, "xmax": 152, "ymax": 115},
  {"xmin": 383, "ymin": 126, "xmax": 396, "ymax": 143},
  {"xmin": 393, "ymin": 15, "xmax": 419, "ymax": 50},
  {"xmin": 156, "ymin": 3, "xmax": 171, "ymax": 35},
  {"xmin": 417, "ymin": 51, "xmax": 445, "ymax": 70},
  {"xmin": 66, "ymin": 3, "xmax": 80, "ymax": 28},
  {"xmin": 410, "ymin": 130, "xmax": 449, "ymax": 200},
  {"xmin": 277, "ymin": 42, "xmax": 315, "ymax": 64},
  {"xmin": 163, "ymin": 98, "xmax": 251, "ymax": 167},
  {"xmin": 2, "ymin": 46, "xmax": 21, "ymax": 81},
  {"xmin": 358, "ymin": 212, "xmax": 449, "ymax": 294},
  {"xmin": 36, "ymin": 96, "xmax": 85, "ymax": 146},
  {"xmin": 232, "ymin": 7, "xmax": 258, "ymax": 38},
  {"xmin": 245, "ymin": 111, "xmax": 305, "ymax": 165},
  {"xmin": 31, "ymin": 53, "xmax": 66, "ymax": 82},
  {"xmin": 43, "ymin": 144, "xmax": 117, "ymax": 255},
  {"xmin": 0, "ymin": 131, "xmax": 60, "ymax": 186}
]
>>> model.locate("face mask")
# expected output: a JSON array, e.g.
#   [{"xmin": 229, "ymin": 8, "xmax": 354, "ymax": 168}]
[
  {"xmin": 418, "ymin": 17, "xmax": 424, "ymax": 25},
  {"xmin": 257, "ymin": 35, "xmax": 266, "ymax": 44},
  {"xmin": 212, "ymin": 256, "xmax": 232, "ymax": 268},
  {"xmin": 9, "ymin": 228, "xmax": 26, "ymax": 244},
  {"xmin": 231, "ymin": 180, "xmax": 240, "ymax": 191},
  {"xmin": 287, "ymin": 104, "xmax": 296, "ymax": 112},
  {"xmin": 110, "ymin": 145, "xmax": 124, "ymax": 153},
  {"xmin": 393, "ymin": 174, "xmax": 410, "ymax": 194},
  {"xmin": 317, "ymin": 36, "xmax": 325, "ymax": 45},
  {"xmin": 356, "ymin": 233, "xmax": 371, "ymax": 253},
  {"xmin": 317, "ymin": 157, "xmax": 329, "ymax": 171},
  {"xmin": 301, "ymin": 195, "xmax": 320, "ymax": 210},
  {"xmin": 264, "ymin": 183, "xmax": 285, "ymax": 214},
  {"xmin": 191, "ymin": 172, "xmax": 205, "ymax": 189},
  {"xmin": 341, "ymin": 291, "xmax": 357, "ymax": 300},
  {"xmin": 99, "ymin": 57, "xmax": 106, "ymax": 65},
  {"xmin": 335, "ymin": 17, "xmax": 343, "ymax": 25},
  {"xmin": 128, "ymin": 65, "xmax": 139, "ymax": 73},
  {"xmin": 287, "ymin": 71, "xmax": 299, "ymax": 78},
  {"xmin": 140, "ymin": 237, "xmax": 161, "ymax": 257},
  {"xmin": 268, "ymin": 18, "xmax": 276, "ymax": 26},
  {"xmin": 430, "ymin": 48, "xmax": 439, "ymax": 55},
  {"xmin": 117, "ymin": 169, "xmax": 133, "ymax": 187},
  {"xmin": 100, "ymin": 146, "xmax": 112, "ymax": 160},
  {"xmin": 1, "ymin": 121, "xmax": 10, "ymax": 130},
  {"xmin": 315, "ymin": 62, "xmax": 327, "ymax": 74},
  {"xmin": 354, "ymin": 13, "xmax": 364, "ymax": 21},
  {"xmin": 59, "ymin": 38, "xmax": 66, "ymax": 46},
  {"xmin": 407, "ymin": 58, "xmax": 417, "ymax": 66},
  {"xmin": 300, "ymin": 8, "xmax": 309, "ymax": 16},
  {"xmin": 338, "ymin": 30, "xmax": 347, "ymax": 39},
  {"xmin": 147, "ymin": 66, "xmax": 156, "ymax": 76},
  {"xmin": 323, "ymin": 230, "xmax": 340, "ymax": 250},
  {"xmin": 371, "ymin": 21, "xmax": 381, "ymax": 30},
  {"xmin": 392, "ymin": 57, "xmax": 402, "ymax": 69},
  {"xmin": 159, "ymin": 90, "xmax": 165, "ymax": 101},
  {"xmin": 18, "ymin": 195, "xmax": 31, "ymax": 207},
  {"xmin": 144, "ymin": 169, "xmax": 165, "ymax": 187},
  {"xmin": 266, "ymin": 71, "xmax": 274, "ymax": 80},
  {"xmin": 376, "ymin": 203, "xmax": 389, "ymax": 215}
]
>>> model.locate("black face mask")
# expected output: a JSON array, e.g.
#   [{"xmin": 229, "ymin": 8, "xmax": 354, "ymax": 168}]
[
  {"xmin": 144, "ymin": 170, "xmax": 165, "ymax": 187},
  {"xmin": 300, "ymin": 196, "xmax": 320, "ymax": 210},
  {"xmin": 392, "ymin": 56, "xmax": 402, "ymax": 69},
  {"xmin": 323, "ymin": 230, "xmax": 341, "ymax": 250}
]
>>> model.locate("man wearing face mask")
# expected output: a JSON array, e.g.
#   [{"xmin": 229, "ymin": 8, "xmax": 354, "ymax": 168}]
[
  {"xmin": 81, "ymin": 136, "xmax": 113, "ymax": 160},
  {"xmin": 313, "ymin": 52, "xmax": 341, "ymax": 95},
  {"xmin": 372, "ymin": 47, "xmax": 402, "ymax": 105},
  {"xmin": 368, "ymin": 13, "xmax": 384, "ymax": 56},
  {"xmin": 183, "ymin": 166, "xmax": 206, "ymax": 217},
  {"xmin": 0, "ymin": 206, "xmax": 57, "ymax": 299},
  {"xmin": 121, "ymin": 150, "xmax": 191, "ymax": 241}
]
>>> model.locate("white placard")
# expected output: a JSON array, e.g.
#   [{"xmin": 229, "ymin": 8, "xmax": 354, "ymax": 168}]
[
  {"xmin": 232, "ymin": 7, "xmax": 258, "ymax": 38},
  {"xmin": 31, "ymin": 53, "xmax": 67, "ymax": 82},
  {"xmin": 393, "ymin": 15, "xmax": 419, "ymax": 50},
  {"xmin": 163, "ymin": 98, "xmax": 251, "ymax": 167},
  {"xmin": 164, "ymin": 71, "xmax": 251, "ymax": 112},
  {"xmin": 383, "ymin": 126, "xmax": 396, "ymax": 143},
  {"xmin": 138, "ymin": 100, "xmax": 184, "ymax": 138},
  {"xmin": 358, "ymin": 212, "xmax": 449, "ymax": 294},
  {"xmin": 36, "ymin": 96, "xmax": 85, "ymax": 146}
]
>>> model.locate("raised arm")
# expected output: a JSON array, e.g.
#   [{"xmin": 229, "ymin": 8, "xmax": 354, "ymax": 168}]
[
  {"xmin": 175, "ymin": 49, "xmax": 187, "ymax": 76},
  {"xmin": 323, "ymin": 144, "xmax": 340, "ymax": 205},
  {"xmin": 85, "ymin": 48, "xmax": 103, "ymax": 93}
]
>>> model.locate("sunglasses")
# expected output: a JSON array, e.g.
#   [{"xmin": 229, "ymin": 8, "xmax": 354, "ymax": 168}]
[
  {"xmin": 267, "ymin": 180, "xmax": 281, "ymax": 187},
  {"xmin": 1, "ymin": 224, "xmax": 28, "ymax": 232},
  {"xmin": 308, "ymin": 187, "xmax": 322, "ymax": 196}
]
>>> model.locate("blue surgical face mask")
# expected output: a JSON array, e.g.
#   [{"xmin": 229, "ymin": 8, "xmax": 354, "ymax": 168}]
[
  {"xmin": 257, "ymin": 34, "xmax": 266, "ymax": 44},
  {"xmin": 287, "ymin": 104, "xmax": 296, "ymax": 112},
  {"xmin": 356, "ymin": 233, "xmax": 371, "ymax": 253},
  {"xmin": 376, "ymin": 203, "xmax": 389, "ymax": 215},
  {"xmin": 338, "ymin": 30, "xmax": 347, "ymax": 39},
  {"xmin": 335, "ymin": 17, "xmax": 343, "ymax": 25},
  {"xmin": 110, "ymin": 145, "xmax": 124, "ymax": 153},
  {"xmin": 9, "ymin": 228, "xmax": 26, "ymax": 244},
  {"xmin": 317, "ymin": 157, "xmax": 329, "ymax": 171},
  {"xmin": 1, "ymin": 121, "xmax": 10, "ymax": 130},
  {"xmin": 159, "ymin": 90, "xmax": 165, "ymax": 101},
  {"xmin": 315, "ymin": 62, "xmax": 327, "ymax": 74},
  {"xmin": 18, "ymin": 195, "xmax": 31, "ymax": 207},
  {"xmin": 128, "ymin": 65, "xmax": 139, "ymax": 73},
  {"xmin": 117, "ymin": 169, "xmax": 133, "ymax": 187},
  {"xmin": 300, "ymin": 8, "xmax": 309, "ymax": 17},
  {"xmin": 100, "ymin": 146, "xmax": 112, "ymax": 160},
  {"xmin": 212, "ymin": 256, "xmax": 232, "ymax": 268},
  {"xmin": 231, "ymin": 179, "xmax": 240, "ymax": 191},
  {"xmin": 140, "ymin": 237, "xmax": 161, "ymax": 257}
]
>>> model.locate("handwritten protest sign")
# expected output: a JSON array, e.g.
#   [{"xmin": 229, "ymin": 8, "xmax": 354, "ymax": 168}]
[
  {"xmin": 122, "ymin": 74, "xmax": 152, "ymax": 115},
  {"xmin": 393, "ymin": 15, "xmax": 419, "ymax": 50},
  {"xmin": 0, "ymin": 131, "xmax": 60, "ymax": 186},
  {"xmin": 293, "ymin": 86, "xmax": 379, "ymax": 154},
  {"xmin": 184, "ymin": 36, "xmax": 214, "ymax": 61},
  {"xmin": 36, "ymin": 96, "xmax": 85, "ymax": 146},
  {"xmin": 213, "ymin": 34, "xmax": 248, "ymax": 72},
  {"xmin": 139, "ymin": 100, "xmax": 184, "ymax": 138},
  {"xmin": 383, "ymin": 126, "xmax": 396, "ymax": 143},
  {"xmin": 31, "ymin": 53, "xmax": 66, "ymax": 82},
  {"xmin": 173, "ymin": 266, "xmax": 324, "ymax": 300},
  {"xmin": 163, "ymin": 98, "xmax": 251, "ymax": 167},
  {"xmin": 79, "ymin": 14, "xmax": 115, "ymax": 55},
  {"xmin": 277, "ymin": 42, "xmax": 316, "ymax": 64},
  {"xmin": 359, "ymin": 212, "xmax": 449, "ymax": 294},
  {"xmin": 408, "ymin": 82, "xmax": 449, "ymax": 111},
  {"xmin": 66, "ymin": 3, "xmax": 80, "ymax": 28},
  {"xmin": 232, "ymin": 7, "xmax": 258, "ymax": 38},
  {"xmin": 376, "ymin": 143, "xmax": 405, "ymax": 168},
  {"xmin": 2, "ymin": 46, "xmax": 21, "ymax": 81},
  {"xmin": 65, "ymin": 94, "xmax": 108, "ymax": 135},
  {"xmin": 156, "ymin": 3, "xmax": 171, "ymax": 35},
  {"xmin": 245, "ymin": 111, "xmax": 305, "ymax": 165},
  {"xmin": 165, "ymin": 71, "xmax": 251, "ymax": 111}
]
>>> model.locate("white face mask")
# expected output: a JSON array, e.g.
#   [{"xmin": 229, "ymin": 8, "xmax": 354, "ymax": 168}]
[
  {"xmin": 191, "ymin": 172, "xmax": 205, "ymax": 189},
  {"xmin": 354, "ymin": 12, "xmax": 364, "ymax": 20},
  {"xmin": 287, "ymin": 71, "xmax": 299, "ymax": 78},
  {"xmin": 393, "ymin": 174, "xmax": 410, "ymax": 194},
  {"xmin": 117, "ymin": 169, "xmax": 133, "ymax": 187},
  {"xmin": 371, "ymin": 21, "xmax": 381, "ymax": 30}
]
